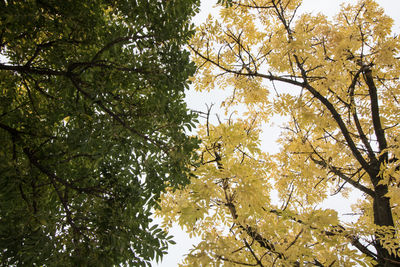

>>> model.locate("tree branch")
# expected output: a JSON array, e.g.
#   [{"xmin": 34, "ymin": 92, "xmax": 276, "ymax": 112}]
[
  {"xmin": 309, "ymin": 152, "xmax": 374, "ymax": 197},
  {"xmin": 268, "ymin": 208, "xmax": 378, "ymax": 261},
  {"xmin": 348, "ymin": 67, "xmax": 377, "ymax": 163},
  {"xmin": 0, "ymin": 63, "xmax": 68, "ymax": 76},
  {"xmin": 68, "ymin": 75, "xmax": 170, "ymax": 154},
  {"xmin": 363, "ymin": 67, "xmax": 388, "ymax": 163},
  {"xmin": 90, "ymin": 34, "xmax": 150, "ymax": 62},
  {"xmin": 217, "ymin": 255, "xmax": 259, "ymax": 266},
  {"xmin": 243, "ymin": 238, "xmax": 265, "ymax": 267},
  {"xmin": 189, "ymin": 45, "xmax": 305, "ymax": 88},
  {"xmin": 292, "ymin": 54, "xmax": 371, "ymax": 176}
]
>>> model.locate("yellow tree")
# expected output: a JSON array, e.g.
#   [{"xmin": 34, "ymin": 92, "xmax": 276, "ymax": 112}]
[{"xmin": 158, "ymin": 0, "xmax": 400, "ymax": 266}]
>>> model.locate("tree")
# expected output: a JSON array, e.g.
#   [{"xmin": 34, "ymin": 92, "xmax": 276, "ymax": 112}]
[
  {"xmin": 158, "ymin": 0, "xmax": 400, "ymax": 266},
  {"xmin": 0, "ymin": 0, "xmax": 199, "ymax": 266}
]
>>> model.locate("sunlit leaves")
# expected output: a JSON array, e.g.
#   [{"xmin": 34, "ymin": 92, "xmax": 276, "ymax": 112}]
[{"xmin": 159, "ymin": 0, "xmax": 400, "ymax": 265}]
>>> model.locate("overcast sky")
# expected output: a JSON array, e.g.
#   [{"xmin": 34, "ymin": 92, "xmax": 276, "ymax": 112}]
[{"xmin": 153, "ymin": 1, "xmax": 400, "ymax": 266}]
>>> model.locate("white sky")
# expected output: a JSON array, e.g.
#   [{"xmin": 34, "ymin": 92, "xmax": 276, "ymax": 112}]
[{"xmin": 153, "ymin": 1, "xmax": 400, "ymax": 266}]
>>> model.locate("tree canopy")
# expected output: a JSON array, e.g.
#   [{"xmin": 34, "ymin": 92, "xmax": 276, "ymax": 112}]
[
  {"xmin": 0, "ymin": 0, "xmax": 199, "ymax": 266},
  {"xmin": 158, "ymin": 0, "xmax": 400, "ymax": 266}
]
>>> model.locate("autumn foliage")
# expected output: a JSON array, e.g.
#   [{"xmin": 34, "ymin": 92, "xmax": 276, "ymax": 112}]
[{"xmin": 158, "ymin": 0, "xmax": 400, "ymax": 266}]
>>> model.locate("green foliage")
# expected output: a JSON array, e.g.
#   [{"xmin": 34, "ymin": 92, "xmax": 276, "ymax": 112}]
[
  {"xmin": 216, "ymin": 0, "xmax": 234, "ymax": 7},
  {"xmin": 0, "ymin": 0, "xmax": 200, "ymax": 266}
]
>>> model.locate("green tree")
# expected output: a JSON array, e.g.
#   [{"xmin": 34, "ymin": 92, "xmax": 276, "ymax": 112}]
[{"xmin": 0, "ymin": 0, "xmax": 199, "ymax": 266}]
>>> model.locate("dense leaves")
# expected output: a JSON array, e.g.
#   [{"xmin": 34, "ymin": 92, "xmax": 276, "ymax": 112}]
[
  {"xmin": 0, "ymin": 0, "xmax": 199, "ymax": 266},
  {"xmin": 158, "ymin": 0, "xmax": 400, "ymax": 266}
]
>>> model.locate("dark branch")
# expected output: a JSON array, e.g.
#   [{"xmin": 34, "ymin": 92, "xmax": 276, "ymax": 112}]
[
  {"xmin": 363, "ymin": 67, "xmax": 388, "ymax": 163},
  {"xmin": 348, "ymin": 67, "xmax": 377, "ymax": 163},
  {"xmin": 0, "ymin": 63, "xmax": 68, "ymax": 76},
  {"xmin": 293, "ymin": 54, "xmax": 371, "ymax": 175},
  {"xmin": 309, "ymin": 153, "xmax": 374, "ymax": 196}
]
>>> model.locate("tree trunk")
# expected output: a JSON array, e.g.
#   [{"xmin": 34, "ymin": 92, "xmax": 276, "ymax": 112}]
[{"xmin": 372, "ymin": 183, "xmax": 400, "ymax": 266}]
